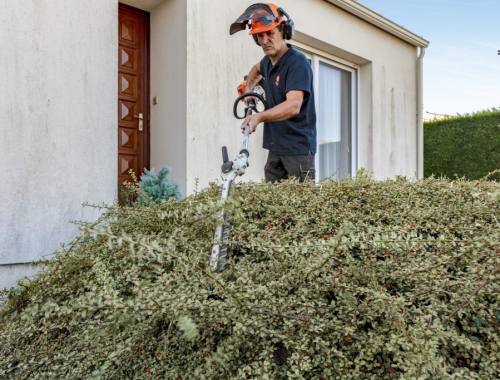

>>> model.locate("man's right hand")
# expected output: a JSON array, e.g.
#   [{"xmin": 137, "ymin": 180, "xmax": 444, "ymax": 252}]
[{"xmin": 241, "ymin": 113, "xmax": 262, "ymax": 134}]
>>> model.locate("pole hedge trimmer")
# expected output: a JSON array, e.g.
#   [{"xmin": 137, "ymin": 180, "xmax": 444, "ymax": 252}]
[{"xmin": 209, "ymin": 79, "xmax": 268, "ymax": 272}]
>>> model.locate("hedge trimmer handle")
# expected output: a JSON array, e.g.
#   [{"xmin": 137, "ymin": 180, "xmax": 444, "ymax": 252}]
[
  {"xmin": 233, "ymin": 92, "xmax": 268, "ymax": 120},
  {"xmin": 222, "ymin": 146, "xmax": 229, "ymax": 163}
]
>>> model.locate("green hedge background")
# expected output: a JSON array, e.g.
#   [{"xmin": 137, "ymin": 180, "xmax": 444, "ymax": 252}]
[{"xmin": 424, "ymin": 109, "xmax": 500, "ymax": 180}]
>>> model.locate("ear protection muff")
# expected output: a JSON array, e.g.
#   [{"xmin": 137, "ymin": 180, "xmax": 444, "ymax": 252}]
[
  {"xmin": 252, "ymin": 34, "xmax": 261, "ymax": 46},
  {"xmin": 252, "ymin": 6, "xmax": 294, "ymax": 46},
  {"xmin": 277, "ymin": 7, "xmax": 295, "ymax": 41}
]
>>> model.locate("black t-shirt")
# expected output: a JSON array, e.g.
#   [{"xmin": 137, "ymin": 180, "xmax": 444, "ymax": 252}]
[{"xmin": 260, "ymin": 45, "xmax": 317, "ymax": 155}]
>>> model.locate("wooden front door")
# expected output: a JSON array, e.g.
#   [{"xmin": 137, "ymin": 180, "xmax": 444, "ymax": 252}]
[{"xmin": 118, "ymin": 4, "xmax": 150, "ymax": 188}]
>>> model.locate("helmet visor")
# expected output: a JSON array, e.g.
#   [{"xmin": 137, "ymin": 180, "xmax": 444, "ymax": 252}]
[{"xmin": 230, "ymin": 4, "xmax": 277, "ymax": 35}]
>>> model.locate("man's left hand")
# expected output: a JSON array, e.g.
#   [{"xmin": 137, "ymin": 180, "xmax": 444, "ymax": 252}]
[{"xmin": 241, "ymin": 113, "xmax": 261, "ymax": 134}]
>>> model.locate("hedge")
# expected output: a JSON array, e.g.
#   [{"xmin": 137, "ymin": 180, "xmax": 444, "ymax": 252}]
[
  {"xmin": 424, "ymin": 109, "xmax": 500, "ymax": 180},
  {"xmin": 1, "ymin": 175, "xmax": 500, "ymax": 379}
]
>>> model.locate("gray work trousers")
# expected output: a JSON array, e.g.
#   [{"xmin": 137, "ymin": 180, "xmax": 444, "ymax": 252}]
[{"xmin": 264, "ymin": 151, "xmax": 315, "ymax": 183}]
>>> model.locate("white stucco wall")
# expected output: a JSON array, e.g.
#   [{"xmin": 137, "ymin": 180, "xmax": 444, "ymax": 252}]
[
  {"xmin": 0, "ymin": 0, "xmax": 117, "ymax": 288},
  {"xmin": 185, "ymin": 0, "xmax": 420, "ymax": 191},
  {"xmin": 150, "ymin": 0, "xmax": 188, "ymax": 194}
]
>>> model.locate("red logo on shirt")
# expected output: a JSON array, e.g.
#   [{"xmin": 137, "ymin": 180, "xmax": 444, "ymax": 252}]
[{"xmin": 275, "ymin": 75, "xmax": 280, "ymax": 87}]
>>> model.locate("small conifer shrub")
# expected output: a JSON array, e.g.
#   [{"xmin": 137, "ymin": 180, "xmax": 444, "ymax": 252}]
[{"xmin": 138, "ymin": 167, "xmax": 182, "ymax": 203}]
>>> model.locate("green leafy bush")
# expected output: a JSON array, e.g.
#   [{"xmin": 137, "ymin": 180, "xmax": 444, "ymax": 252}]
[
  {"xmin": 424, "ymin": 108, "xmax": 500, "ymax": 180},
  {"xmin": 1, "ymin": 175, "xmax": 500, "ymax": 379},
  {"xmin": 138, "ymin": 167, "xmax": 182, "ymax": 204}
]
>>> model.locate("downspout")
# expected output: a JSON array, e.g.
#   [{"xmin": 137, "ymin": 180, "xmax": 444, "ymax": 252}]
[{"xmin": 417, "ymin": 47, "xmax": 426, "ymax": 179}]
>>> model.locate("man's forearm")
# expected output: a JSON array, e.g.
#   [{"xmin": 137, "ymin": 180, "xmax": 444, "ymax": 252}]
[
  {"xmin": 256, "ymin": 98, "xmax": 301, "ymax": 123},
  {"xmin": 240, "ymin": 88, "xmax": 304, "ymax": 134}
]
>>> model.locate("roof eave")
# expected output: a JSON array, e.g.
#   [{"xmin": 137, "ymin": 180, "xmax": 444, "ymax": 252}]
[{"xmin": 325, "ymin": 0, "xmax": 430, "ymax": 48}]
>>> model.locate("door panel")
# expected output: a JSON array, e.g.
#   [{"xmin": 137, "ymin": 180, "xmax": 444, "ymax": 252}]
[{"xmin": 118, "ymin": 4, "xmax": 149, "ymax": 188}]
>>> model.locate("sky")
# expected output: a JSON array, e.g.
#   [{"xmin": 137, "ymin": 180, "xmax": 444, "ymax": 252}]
[{"xmin": 357, "ymin": 0, "xmax": 500, "ymax": 116}]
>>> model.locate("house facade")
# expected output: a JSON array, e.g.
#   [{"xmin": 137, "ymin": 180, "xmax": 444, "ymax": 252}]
[{"xmin": 0, "ymin": 0, "xmax": 429, "ymax": 289}]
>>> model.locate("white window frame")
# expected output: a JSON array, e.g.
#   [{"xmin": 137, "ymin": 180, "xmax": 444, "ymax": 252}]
[{"xmin": 292, "ymin": 43, "xmax": 359, "ymax": 180}]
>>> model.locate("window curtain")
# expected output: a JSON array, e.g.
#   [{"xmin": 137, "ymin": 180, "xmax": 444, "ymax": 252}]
[{"xmin": 317, "ymin": 62, "xmax": 351, "ymax": 180}]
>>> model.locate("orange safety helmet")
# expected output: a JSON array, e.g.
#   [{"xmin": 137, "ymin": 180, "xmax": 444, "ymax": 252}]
[
  {"xmin": 230, "ymin": 3, "xmax": 295, "ymax": 46},
  {"xmin": 248, "ymin": 3, "xmax": 282, "ymax": 35}
]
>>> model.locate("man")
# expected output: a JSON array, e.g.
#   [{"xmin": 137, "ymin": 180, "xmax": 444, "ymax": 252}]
[{"xmin": 230, "ymin": 3, "xmax": 317, "ymax": 182}]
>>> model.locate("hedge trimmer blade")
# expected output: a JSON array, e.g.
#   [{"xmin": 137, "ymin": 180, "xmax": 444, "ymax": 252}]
[{"xmin": 210, "ymin": 221, "xmax": 230, "ymax": 272}]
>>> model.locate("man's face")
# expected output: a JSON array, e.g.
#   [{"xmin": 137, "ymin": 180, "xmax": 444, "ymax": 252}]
[{"xmin": 256, "ymin": 27, "xmax": 285, "ymax": 57}]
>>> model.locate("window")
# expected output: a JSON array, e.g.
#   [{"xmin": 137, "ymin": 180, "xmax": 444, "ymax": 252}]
[{"xmin": 296, "ymin": 46, "xmax": 358, "ymax": 181}]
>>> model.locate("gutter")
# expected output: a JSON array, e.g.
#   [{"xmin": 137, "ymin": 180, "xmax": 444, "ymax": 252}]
[
  {"xmin": 325, "ymin": 0, "xmax": 429, "ymax": 48},
  {"xmin": 417, "ymin": 47, "xmax": 426, "ymax": 179}
]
